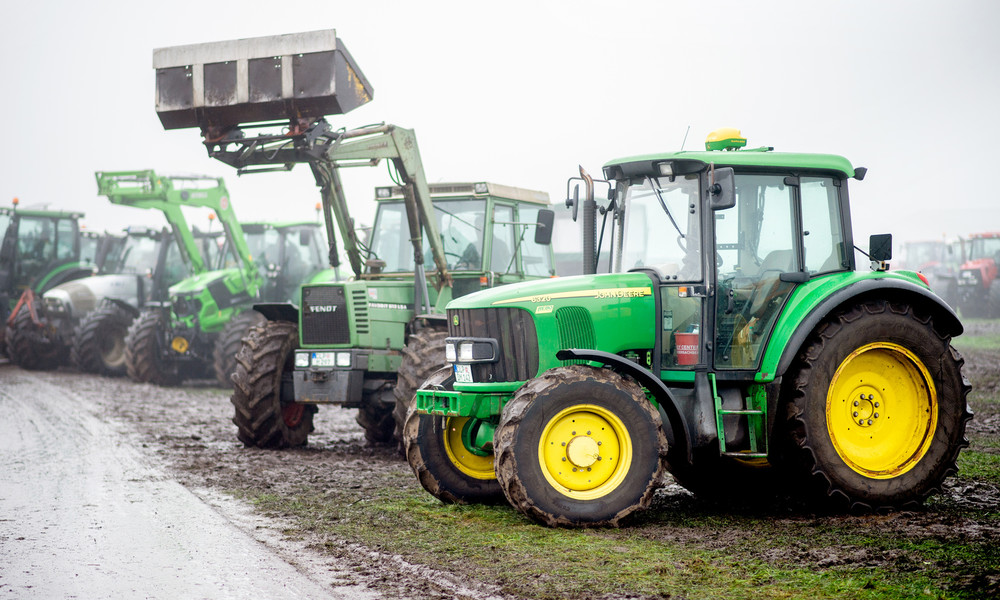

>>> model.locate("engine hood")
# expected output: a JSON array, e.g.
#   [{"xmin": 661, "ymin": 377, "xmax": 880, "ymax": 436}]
[
  {"xmin": 43, "ymin": 274, "xmax": 142, "ymax": 315},
  {"xmin": 446, "ymin": 272, "xmax": 655, "ymax": 311},
  {"xmin": 168, "ymin": 268, "xmax": 244, "ymax": 296}
]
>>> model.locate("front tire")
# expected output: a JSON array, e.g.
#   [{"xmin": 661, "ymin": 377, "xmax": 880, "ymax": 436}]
[
  {"xmin": 8, "ymin": 307, "xmax": 66, "ymax": 370},
  {"xmin": 782, "ymin": 300, "xmax": 972, "ymax": 510},
  {"xmin": 495, "ymin": 366, "xmax": 668, "ymax": 527},
  {"xmin": 390, "ymin": 329, "xmax": 449, "ymax": 445},
  {"xmin": 72, "ymin": 302, "xmax": 135, "ymax": 376},
  {"xmin": 212, "ymin": 309, "xmax": 265, "ymax": 388},
  {"xmin": 403, "ymin": 367, "xmax": 504, "ymax": 504},
  {"xmin": 125, "ymin": 309, "xmax": 181, "ymax": 386},
  {"xmin": 230, "ymin": 320, "xmax": 316, "ymax": 448}
]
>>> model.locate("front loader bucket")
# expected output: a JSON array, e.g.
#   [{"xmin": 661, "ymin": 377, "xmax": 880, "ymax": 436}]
[{"xmin": 153, "ymin": 29, "xmax": 373, "ymax": 131}]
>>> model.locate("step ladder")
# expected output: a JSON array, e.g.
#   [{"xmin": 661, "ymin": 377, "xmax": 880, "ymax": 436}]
[{"xmin": 710, "ymin": 375, "xmax": 768, "ymax": 458}]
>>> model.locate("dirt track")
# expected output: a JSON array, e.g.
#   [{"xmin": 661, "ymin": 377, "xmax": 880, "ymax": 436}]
[{"xmin": 1, "ymin": 321, "xmax": 998, "ymax": 598}]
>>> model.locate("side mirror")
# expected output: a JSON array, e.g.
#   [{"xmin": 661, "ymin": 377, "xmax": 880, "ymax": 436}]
[
  {"xmin": 708, "ymin": 167, "xmax": 736, "ymax": 210},
  {"xmin": 565, "ymin": 183, "xmax": 580, "ymax": 222},
  {"xmin": 870, "ymin": 233, "xmax": 892, "ymax": 262},
  {"xmin": 534, "ymin": 209, "xmax": 554, "ymax": 245}
]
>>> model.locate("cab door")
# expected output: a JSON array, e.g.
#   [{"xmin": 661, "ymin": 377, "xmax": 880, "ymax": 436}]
[{"xmin": 712, "ymin": 173, "xmax": 849, "ymax": 370}]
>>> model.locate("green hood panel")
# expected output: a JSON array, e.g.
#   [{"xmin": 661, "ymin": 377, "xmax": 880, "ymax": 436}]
[{"xmin": 168, "ymin": 268, "xmax": 245, "ymax": 295}]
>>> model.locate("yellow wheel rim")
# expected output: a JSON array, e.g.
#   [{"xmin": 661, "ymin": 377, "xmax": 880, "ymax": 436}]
[
  {"xmin": 826, "ymin": 342, "xmax": 937, "ymax": 479},
  {"xmin": 443, "ymin": 417, "xmax": 495, "ymax": 480},
  {"xmin": 538, "ymin": 404, "xmax": 633, "ymax": 500}
]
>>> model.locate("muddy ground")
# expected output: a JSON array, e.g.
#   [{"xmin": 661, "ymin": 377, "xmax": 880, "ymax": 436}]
[{"xmin": 2, "ymin": 321, "xmax": 999, "ymax": 598}]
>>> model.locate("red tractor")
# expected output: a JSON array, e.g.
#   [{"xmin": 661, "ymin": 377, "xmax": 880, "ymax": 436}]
[{"xmin": 956, "ymin": 232, "xmax": 1000, "ymax": 318}]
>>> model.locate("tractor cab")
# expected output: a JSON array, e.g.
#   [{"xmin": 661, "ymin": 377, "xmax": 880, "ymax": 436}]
[
  {"xmin": 591, "ymin": 129, "xmax": 857, "ymax": 374},
  {"xmin": 241, "ymin": 222, "xmax": 330, "ymax": 303}
]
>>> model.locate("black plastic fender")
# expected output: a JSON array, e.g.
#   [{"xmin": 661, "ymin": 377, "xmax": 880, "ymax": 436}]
[{"xmin": 253, "ymin": 302, "xmax": 299, "ymax": 323}]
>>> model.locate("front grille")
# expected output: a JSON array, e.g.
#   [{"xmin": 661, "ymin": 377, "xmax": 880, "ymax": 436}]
[
  {"xmin": 555, "ymin": 306, "xmax": 595, "ymax": 364},
  {"xmin": 301, "ymin": 285, "xmax": 350, "ymax": 345},
  {"xmin": 350, "ymin": 289, "xmax": 370, "ymax": 335},
  {"xmin": 449, "ymin": 307, "xmax": 538, "ymax": 382}
]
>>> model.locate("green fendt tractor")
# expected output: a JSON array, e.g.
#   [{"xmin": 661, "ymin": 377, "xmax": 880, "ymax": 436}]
[
  {"xmin": 151, "ymin": 29, "xmax": 557, "ymax": 446},
  {"xmin": 407, "ymin": 128, "xmax": 972, "ymax": 527},
  {"xmin": 216, "ymin": 125, "xmax": 555, "ymax": 448},
  {"xmin": 7, "ymin": 171, "xmax": 226, "ymax": 372},
  {"xmin": 1, "ymin": 201, "xmax": 101, "ymax": 355}
]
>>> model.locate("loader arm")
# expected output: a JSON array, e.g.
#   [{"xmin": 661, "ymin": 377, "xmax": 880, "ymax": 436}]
[
  {"xmin": 95, "ymin": 170, "xmax": 257, "ymax": 282},
  {"xmin": 204, "ymin": 120, "xmax": 453, "ymax": 312}
]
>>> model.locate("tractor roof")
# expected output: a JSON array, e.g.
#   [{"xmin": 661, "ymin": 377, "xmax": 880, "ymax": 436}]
[
  {"xmin": 605, "ymin": 129, "xmax": 858, "ymax": 180},
  {"xmin": 374, "ymin": 182, "xmax": 550, "ymax": 205},
  {"xmin": 605, "ymin": 148, "xmax": 857, "ymax": 180},
  {"xmin": 0, "ymin": 206, "xmax": 84, "ymax": 219}
]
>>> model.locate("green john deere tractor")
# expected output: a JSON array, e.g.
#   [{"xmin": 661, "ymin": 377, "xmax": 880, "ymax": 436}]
[
  {"xmin": 407, "ymin": 128, "xmax": 972, "ymax": 526},
  {"xmin": 7, "ymin": 171, "xmax": 227, "ymax": 372},
  {"xmin": 1, "ymin": 201, "xmax": 104, "ymax": 356},
  {"xmin": 151, "ymin": 29, "xmax": 557, "ymax": 446}
]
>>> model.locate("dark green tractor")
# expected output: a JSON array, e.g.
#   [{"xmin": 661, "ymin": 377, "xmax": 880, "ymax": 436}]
[
  {"xmin": 1, "ymin": 201, "xmax": 101, "ymax": 356},
  {"xmin": 407, "ymin": 129, "xmax": 971, "ymax": 526}
]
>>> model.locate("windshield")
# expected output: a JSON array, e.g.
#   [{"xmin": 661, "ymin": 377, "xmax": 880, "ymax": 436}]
[
  {"xmin": 969, "ymin": 237, "xmax": 1000, "ymax": 261},
  {"xmin": 369, "ymin": 199, "xmax": 486, "ymax": 272},
  {"xmin": 79, "ymin": 236, "xmax": 99, "ymax": 267},
  {"xmin": 118, "ymin": 235, "xmax": 162, "ymax": 274},
  {"xmin": 280, "ymin": 226, "xmax": 327, "ymax": 283},
  {"xmin": 618, "ymin": 175, "xmax": 702, "ymax": 281}
]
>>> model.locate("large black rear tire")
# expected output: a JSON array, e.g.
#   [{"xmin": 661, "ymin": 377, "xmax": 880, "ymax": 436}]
[
  {"xmin": 495, "ymin": 365, "xmax": 668, "ymax": 527},
  {"xmin": 781, "ymin": 300, "xmax": 972, "ymax": 510},
  {"xmin": 72, "ymin": 302, "xmax": 135, "ymax": 376},
  {"xmin": 125, "ymin": 309, "xmax": 181, "ymax": 386},
  {"xmin": 403, "ymin": 367, "xmax": 504, "ymax": 504},
  {"xmin": 230, "ymin": 320, "xmax": 316, "ymax": 448},
  {"xmin": 212, "ymin": 309, "xmax": 265, "ymax": 388}
]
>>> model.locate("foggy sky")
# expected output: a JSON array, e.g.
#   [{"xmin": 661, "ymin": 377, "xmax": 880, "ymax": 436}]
[{"xmin": 1, "ymin": 0, "xmax": 997, "ymax": 253}]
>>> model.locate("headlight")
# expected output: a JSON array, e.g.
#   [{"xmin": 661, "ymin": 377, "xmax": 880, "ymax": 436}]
[
  {"xmin": 173, "ymin": 295, "xmax": 202, "ymax": 317},
  {"xmin": 43, "ymin": 297, "xmax": 68, "ymax": 314},
  {"xmin": 447, "ymin": 337, "xmax": 499, "ymax": 363},
  {"xmin": 958, "ymin": 270, "xmax": 981, "ymax": 286},
  {"xmin": 300, "ymin": 351, "xmax": 353, "ymax": 368}
]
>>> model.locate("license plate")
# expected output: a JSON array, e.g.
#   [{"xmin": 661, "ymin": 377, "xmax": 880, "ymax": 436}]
[{"xmin": 454, "ymin": 364, "xmax": 473, "ymax": 383}]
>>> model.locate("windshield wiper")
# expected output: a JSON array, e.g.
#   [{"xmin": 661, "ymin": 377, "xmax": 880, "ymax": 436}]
[{"xmin": 645, "ymin": 176, "xmax": 684, "ymax": 238}]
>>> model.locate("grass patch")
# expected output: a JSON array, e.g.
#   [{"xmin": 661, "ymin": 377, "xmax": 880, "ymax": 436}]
[
  {"xmin": 238, "ymin": 481, "xmax": 996, "ymax": 600},
  {"xmin": 958, "ymin": 449, "xmax": 1000, "ymax": 482}
]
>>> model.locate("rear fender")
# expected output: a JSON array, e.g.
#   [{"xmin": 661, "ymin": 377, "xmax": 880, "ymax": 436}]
[{"xmin": 774, "ymin": 278, "xmax": 962, "ymax": 379}]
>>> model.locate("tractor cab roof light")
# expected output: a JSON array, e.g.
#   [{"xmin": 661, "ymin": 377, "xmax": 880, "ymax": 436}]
[{"xmin": 375, "ymin": 187, "xmax": 393, "ymax": 199}]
